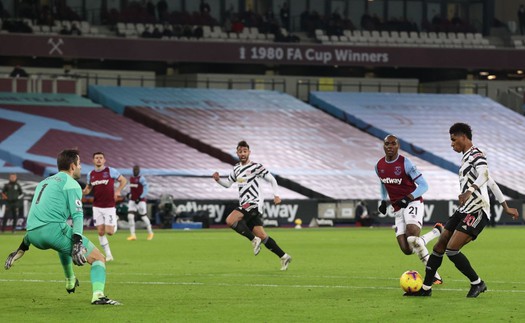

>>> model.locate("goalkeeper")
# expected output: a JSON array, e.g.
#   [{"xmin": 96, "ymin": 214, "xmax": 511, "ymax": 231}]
[{"xmin": 4, "ymin": 149, "xmax": 120, "ymax": 305}]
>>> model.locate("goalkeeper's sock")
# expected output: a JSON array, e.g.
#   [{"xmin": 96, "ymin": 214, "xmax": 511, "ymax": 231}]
[
  {"xmin": 91, "ymin": 260, "xmax": 106, "ymax": 301},
  {"xmin": 58, "ymin": 252, "xmax": 75, "ymax": 280},
  {"xmin": 98, "ymin": 235, "xmax": 112, "ymax": 257},
  {"xmin": 141, "ymin": 215, "xmax": 153, "ymax": 234},
  {"xmin": 262, "ymin": 236, "xmax": 285, "ymax": 258},
  {"xmin": 231, "ymin": 220, "xmax": 255, "ymax": 240},
  {"xmin": 128, "ymin": 213, "xmax": 136, "ymax": 235}
]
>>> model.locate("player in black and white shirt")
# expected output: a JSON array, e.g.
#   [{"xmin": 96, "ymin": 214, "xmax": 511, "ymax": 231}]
[
  {"xmin": 213, "ymin": 140, "xmax": 292, "ymax": 270},
  {"xmin": 407, "ymin": 123, "xmax": 519, "ymax": 298}
]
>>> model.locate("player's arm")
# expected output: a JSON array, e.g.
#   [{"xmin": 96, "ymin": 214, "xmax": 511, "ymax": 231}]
[
  {"xmin": 263, "ymin": 172, "xmax": 281, "ymax": 205},
  {"xmin": 5, "ymin": 238, "xmax": 30, "ymax": 270},
  {"xmin": 66, "ymin": 185, "xmax": 84, "ymax": 236},
  {"xmin": 375, "ymin": 165, "xmax": 389, "ymax": 214},
  {"xmin": 16, "ymin": 183, "xmax": 24, "ymax": 200},
  {"xmin": 458, "ymin": 162, "xmax": 489, "ymax": 206},
  {"xmin": 115, "ymin": 175, "xmax": 127, "ymax": 198},
  {"xmin": 139, "ymin": 176, "xmax": 149, "ymax": 201},
  {"xmin": 487, "ymin": 177, "xmax": 519, "ymax": 220},
  {"xmin": 82, "ymin": 171, "xmax": 92, "ymax": 195},
  {"xmin": 212, "ymin": 172, "xmax": 233, "ymax": 188}
]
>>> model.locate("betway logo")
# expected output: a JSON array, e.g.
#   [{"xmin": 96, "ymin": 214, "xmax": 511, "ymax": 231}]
[
  {"xmin": 264, "ymin": 202, "xmax": 298, "ymax": 222},
  {"xmin": 175, "ymin": 202, "xmax": 226, "ymax": 223},
  {"xmin": 381, "ymin": 178, "xmax": 402, "ymax": 185},
  {"xmin": 91, "ymin": 179, "xmax": 109, "ymax": 186}
]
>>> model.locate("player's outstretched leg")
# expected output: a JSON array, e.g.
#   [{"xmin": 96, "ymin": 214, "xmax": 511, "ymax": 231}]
[
  {"xmin": 407, "ymin": 236, "xmax": 442, "ymax": 285},
  {"xmin": 140, "ymin": 215, "xmax": 154, "ymax": 240},
  {"xmin": 262, "ymin": 236, "xmax": 291, "ymax": 270},
  {"xmin": 58, "ymin": 252, "xmax": 79, "ymax": 293},
  {"xmin": 419, "ymin": 223, "xmax": 443, "ymax": 245},
  {"xmin": 98, "ymin": 235, "xmax": 113, "ymax": 261},
  {"xmin": 127, "ymin": 213, "xmax": 137, "ymax": 241}
]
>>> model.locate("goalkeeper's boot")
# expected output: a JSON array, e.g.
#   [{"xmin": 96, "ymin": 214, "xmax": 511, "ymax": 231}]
[
  {"xmin": 147, "ymin": 233, "xmax": 154, "ymax": 241},
  {"xmin": 251, "ymin": 236, "xmax": 262, "ymax": 256},
  {"xmin": 280, "ymin": 253, "xmax": 292, "ymax": 271},
  {"xmin": 127, "ymin": 234, "xmax": 137, "ymax": 241},
  {"xmin": 466, "ymin": 281, "xmax": 487, "ymax": 298},
  {"xmin": 92, "ymin": 296, "xmax": 122, "ymax": 305},
  {"xmin": 404, "ymin": 288, "xmax": 432, "ymax": 296},
  {"xmin": 66, "ymin": 278, "xmax": 79, "ymax": 294}
]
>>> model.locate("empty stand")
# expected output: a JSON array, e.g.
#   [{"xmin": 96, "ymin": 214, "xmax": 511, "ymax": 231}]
[
  {"xmin": 89, "ymin": 86, "xmax": 461, "ymax": 200},
  {"xmin": 0, "ymin": 93, "xmax": 305, "ymax": 199},
  {"xmin": 310, "ymin": 92, "xmax": 525, "ymax": 198}
]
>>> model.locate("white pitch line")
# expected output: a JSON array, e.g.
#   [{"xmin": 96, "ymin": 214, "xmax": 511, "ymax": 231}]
[
  {"xmin": 11, "ymin": 271, "xmax": 525, "ymax": 285},
  {"xmin": 1, "ymin": 278, "xmax": 524, "ymax": 293}
]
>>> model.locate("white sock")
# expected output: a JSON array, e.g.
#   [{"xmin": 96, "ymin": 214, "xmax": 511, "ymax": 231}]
[
  {"xmin": 141, "ymin": 215, "xmax": 153, "ymax": 234},
  {"xmin": 128, "ymin": 213, "xmax": 136, "ymax": 235},
  {"xmin": 420, "ymin": 227, "xmax": 440, "ymax": 245},
  {"xmin": 98, "ymin": 235, "xmax": 112, "ymax": 256}
]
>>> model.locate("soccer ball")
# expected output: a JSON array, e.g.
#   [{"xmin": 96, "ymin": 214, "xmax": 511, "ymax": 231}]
[{"xmin": 400, "ymin": 270, "xmax": 423, "ymax": 293}]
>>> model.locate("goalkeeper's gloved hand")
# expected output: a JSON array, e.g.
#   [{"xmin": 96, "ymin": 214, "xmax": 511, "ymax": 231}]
[
  {"xmin": 71, "ymin": 234, "xmax": 87, "ymax": 266},
  {"xmin": 378, "ymin": 200, "xmax": 388, "ymax": 215},
  {"xmin": 5, "ymin": 241, "xmax": 30, "ymax": 270},
  {"xmin": 395, "ymin": 196, "xmax": 411, "ymax": 209}
]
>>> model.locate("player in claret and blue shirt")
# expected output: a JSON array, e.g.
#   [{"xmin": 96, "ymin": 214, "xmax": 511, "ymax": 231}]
[
  {"xmin": 83, "ymin": 152, "xmax": 127, "ymax": 261},
  {"xmin": 376, "ymin": 134, "xmax": 443, "ymax": 286}
]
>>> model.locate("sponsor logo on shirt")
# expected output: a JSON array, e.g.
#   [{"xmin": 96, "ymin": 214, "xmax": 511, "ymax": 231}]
[
  {"xmin": 91, "ymin": 179, "xmax": 109, "ymax": 186},
  {"xmin": 381, "ymin": 177, "xmax": 402, "ymax": 185}
]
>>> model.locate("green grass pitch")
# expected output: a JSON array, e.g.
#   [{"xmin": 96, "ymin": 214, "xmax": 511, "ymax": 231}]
[{"xmin": 1, "ymin": 226, "xmax": 524, "ymax": 322}]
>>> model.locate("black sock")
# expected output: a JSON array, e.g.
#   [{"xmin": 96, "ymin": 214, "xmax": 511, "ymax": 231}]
[
  {"xmin": 423, "ymin": 252, "xmax": 444, "ymax": 286},
  {"xmin": 263, "ymin": 236, "xmax": 285, "ymax": 258},
  {"xmin": 231, "ymin": 220, "xmax": 255, "ymax": 240},
  {"xmin": 446, "ymin": 249, "xmax": 479, "ymax": 282}
]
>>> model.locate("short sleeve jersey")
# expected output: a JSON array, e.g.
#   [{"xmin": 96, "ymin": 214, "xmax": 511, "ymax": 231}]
[
  {"xmin": 376, "ymin": 154, "xmax": 422, "ymax": 211},
  {"xmin": 130, "ymin": 175, "xmax": 148, "ymax": 200},
  {"xmin": 26, "ymin": 172, "xmax": 83, "ymax": 234},
  {"xmin": 87, "ymin": 166, "xmax": 121, "ymax": 208}
]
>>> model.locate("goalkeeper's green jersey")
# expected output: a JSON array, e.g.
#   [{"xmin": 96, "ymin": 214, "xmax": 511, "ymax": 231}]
[{"xmin": 26, "ymin": 171, "xmax": 84, "ymax": 236}]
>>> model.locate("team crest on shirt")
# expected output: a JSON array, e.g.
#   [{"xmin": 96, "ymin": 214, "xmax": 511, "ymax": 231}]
[{"xmin": 394, "ymin": 166, "xmax": 402, "ymax": 176}]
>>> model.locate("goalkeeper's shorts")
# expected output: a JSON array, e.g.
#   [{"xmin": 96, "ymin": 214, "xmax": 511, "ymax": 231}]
[{"xmin": 26, "ymin": 223, "xmax": 96, "ymax": 256}]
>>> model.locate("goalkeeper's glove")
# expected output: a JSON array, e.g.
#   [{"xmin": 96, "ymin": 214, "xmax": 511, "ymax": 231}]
[
  {"xmin": 5, "ymin": 240, "xmax": 30, "ymax": 270},
  {"xmin": 378, "ymin": 200, "xmax": 388, "ymax": 215},
  {"xmin": 71, "ymin": 234, "xmax": 87, "ymax": 266},
  {"xmin": 395, "ymin": 196, "xmax": 411, "ymax": 209}
]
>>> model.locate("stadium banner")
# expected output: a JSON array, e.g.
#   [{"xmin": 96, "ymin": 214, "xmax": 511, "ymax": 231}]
[
  {"xmin": 171, "ymin": 199, "xmax": 318, "ymax": 226},
  {"xmin": 367, "ymin": 199, "xmax": 523, "ymax": 225},
  {"xmin": 1, "ymin": 34, "xmax": 525, "ymax": 69}
]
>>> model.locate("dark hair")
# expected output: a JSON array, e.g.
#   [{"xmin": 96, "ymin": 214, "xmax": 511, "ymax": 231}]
[
  {"xmin": 237, "ymin": 140, "xmax": 249, "ymax": 149},
  {"xmin": 57, "ymin": 149, "xmax": 80, "ymax": 171},
  {"xmin": 449, "ymin": 123, "xmax": 472, "ymax": 140},
  {"xmin": 92, "ymin": 151, "xmax": 104, "ymax": 158}
]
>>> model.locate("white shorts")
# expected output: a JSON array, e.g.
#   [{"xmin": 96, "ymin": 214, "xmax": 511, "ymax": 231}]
[
  {"xmin": 93, "ymin": 207, "xmax": 117, "ymax": 227},
  {"xmin": 127, "ymin": 200, "xmax": 147, "ymax": 216},
  {"xmin": 394, "ymin": 200, "xmax": 424, "ymax": 237}
]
